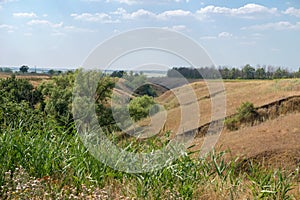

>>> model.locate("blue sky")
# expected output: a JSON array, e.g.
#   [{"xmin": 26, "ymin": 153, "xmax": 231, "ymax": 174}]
[{"xmin": 0, "ymin": 0, "xmax": 300, "ymax": 70}]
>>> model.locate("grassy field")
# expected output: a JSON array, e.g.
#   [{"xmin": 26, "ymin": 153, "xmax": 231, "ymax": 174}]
[{"xmin": 1, "ymin": 75, "xmax": 300, "ymax": 199}]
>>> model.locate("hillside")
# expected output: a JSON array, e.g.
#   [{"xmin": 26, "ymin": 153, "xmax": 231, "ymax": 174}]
[{"xmin": 154, "ymin": 79, "xmax": 300, "ymax": 134}]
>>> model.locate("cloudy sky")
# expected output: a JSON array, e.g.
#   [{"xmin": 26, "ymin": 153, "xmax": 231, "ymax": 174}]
[{"xmin": 0, "ymin": 0, "xmax": 300, "ymax": 70}]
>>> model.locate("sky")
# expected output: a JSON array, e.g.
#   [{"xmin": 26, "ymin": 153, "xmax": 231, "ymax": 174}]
[{"xmin": 0, "ymin": 0, "xmax": 300, "ymax": 70}]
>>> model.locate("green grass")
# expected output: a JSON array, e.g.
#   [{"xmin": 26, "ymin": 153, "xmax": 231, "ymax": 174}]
[{"xmin": 0, "ymin": 119, "xmax": 299, "ymax": 199}]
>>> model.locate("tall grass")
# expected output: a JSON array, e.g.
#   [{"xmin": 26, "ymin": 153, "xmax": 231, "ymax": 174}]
[
  {"xmin": 0, "ymin": 112, "xmax": 299, "ymax": 199},
  {"xmin": 1, "ymin": 123, "xmax": 299, "ymax": 199}
]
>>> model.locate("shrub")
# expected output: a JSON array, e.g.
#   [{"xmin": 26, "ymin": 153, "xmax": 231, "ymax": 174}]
[
  {"xmin": 225, "ymin": 102, "xmax": 258, "ymax": 130},
  {"xmin": 224, "ymin": 117, "xmax": 239, "ymax": 131},
  {"xmin": 128, "ymin": 95, "xmax": 157, "ymax": 122},
  {"xmin": 237, "ymin": 102, "xmax": 257, "ymax": 124}
]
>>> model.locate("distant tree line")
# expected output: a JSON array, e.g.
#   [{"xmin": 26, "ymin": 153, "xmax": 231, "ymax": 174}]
[
  {"xmin": 167, "ymin": 65, "xmax": 300, "ymax": 79},
  {"xmin": 0, "ymin": 67, "xmax": 13, "ymax": 73}
]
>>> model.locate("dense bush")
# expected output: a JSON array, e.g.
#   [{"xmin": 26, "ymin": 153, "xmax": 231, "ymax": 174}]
[
  {"xmin": 128, "ymin": 95, "xmax": 158, "ymax": 122},
  {"xmin": 0, "ymin": 75, "xmax": 42, "ymax": 107}
]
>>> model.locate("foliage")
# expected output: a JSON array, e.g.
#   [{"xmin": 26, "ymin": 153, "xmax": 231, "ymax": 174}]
[
  {"xmin": 237, "ymin": 102, "xmax": 257, "ymax": 123},
  {"xmin": 110, "ymin": 70, "xmax": 127, "ymax": 78},
  {"xmin": 242, "ymin": 64, "xmax": 255, "ymax": 79},
  {"xmin": 0, "ymin": 75, "xmax": 42, "ymax": 107},
  {"xmin": 0, "ymin": 72, "xmax": 299, "ymax": 199},
  {"xmin": 225, "ymin": 102, "xmax": 258, "ymax": 130},
  {"xmin": 38, "ymin": 72, "xmax": 76, "ymax": 126},
  {"xmin": 128, "ymin": 95, "xmax": 158, "ymax": 122},
  {"xmin": 123, "ymin": 72, "xmax": 147, "ymax": 91},
  {"xmin": 48, "ymin": 69, "xmax": 62, "ymax": 76},
  {"xmin": 19, "ymin": 65, "xmax": 29, "ymax": 73},
  {"xmin": 168, "ymin": 64, "xmax": 297, "ymax": 80}
]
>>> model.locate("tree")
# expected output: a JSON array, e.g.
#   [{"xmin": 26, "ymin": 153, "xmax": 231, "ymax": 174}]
[
  {"xmin": 41, "ymin": 70, "xmax": 117, "ymax": 128},
  {"xmin": 110, "ymin": 70, "xmax": 127, "ymax": 78},
  {"xmin": 3, "ymin": 67, "xmax": 12, "ymax": 73},
  {"xmin": 255, "ymin": 67, "xmax": 266, "ymax": 79},
  {"xmin": 296, "ymin": 67, "xmax": 300, "ymax": 78},
  {"xmin": 20, "ymin": 65, "xmax": 29, "ymax": 73},
  {"xmin": 128, "ymin": 95, "xmax": 157, "ymax": 122},
  {"xmin": 273, "ymin": 67, "xmax": 289, "ymax": 79},
  {"xmin": 0, "ymin": 75, "xmax": 42, "ymax": 107},
  {"xmin": 242, "ymin": 64, "xmax": 255, "ymax": 79}
]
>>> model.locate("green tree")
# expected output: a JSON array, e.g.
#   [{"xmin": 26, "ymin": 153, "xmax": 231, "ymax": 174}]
[
  {"xmin": 41, "ymin": 70, "xmax": 117, "ymax": 128},
  {"xmin": 0, "ymin": 75, "xmax": 42, "ymax": 107},
  {"xmin": 20, "ymin": 65, "xmax": 29, "ymax": 73},
  {"xmin": 3, "ymin": 67, "xmax": 12, "ymax": 73},
  {"xmin": 273, "ymin": 67, "xmax": 289, "ymax": 79},
  {"xmin": 242, "ymin": 64, "xmax": 255, "ymax": 79},
  {"xmin": 128, "ymin": 95, "xmax": 157, "ymax": 122},
  {"xmin": 255, "ymin": 67, "xmax": 266, "ymax": 79},
  {"xmin": 38, "ymin": 72, "xmax": 76, "ymax": 125},
  {"xmin": 110, "ymin": 70, "xmax": 127, "ymax": 78}
]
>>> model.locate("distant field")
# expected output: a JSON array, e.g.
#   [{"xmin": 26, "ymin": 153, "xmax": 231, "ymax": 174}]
[{"xmin": 0, "ymin": 72, "xmax": 50, "ymax": 87}]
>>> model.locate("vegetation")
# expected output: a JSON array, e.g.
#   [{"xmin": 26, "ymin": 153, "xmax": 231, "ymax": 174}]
[
  {"xmin": 0, "ymin": 71, "xmax": 299, "ymax": 199},
  {"xmin": 19, "ymin": 65, "xmax": 29, "ymax": 74},
  {"xmin": 128, "ymin": 95, "xmax": 158, "ymax": 122},
  {"xmin": 225, "ymin": 102, "xmax": 258, "ymax": 131},
  {"xmin": 167, "ymin": 65, "xmax": 300, "ymax": 79},
  {"xmin": 0, "ymin": 67, "xmax": 12, "ymax": 73}
]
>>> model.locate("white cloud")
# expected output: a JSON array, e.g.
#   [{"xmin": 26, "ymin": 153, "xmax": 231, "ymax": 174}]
[
  {"xmin": 70, "ymin": 13, "xmax": 119, "ymax": 23},
  {"xmin": 27, "ymin": 19, "xmax": 95, "ymax": 35},
  {"xmin": 0, "ymin": 24, "xmax": 16, "ymax": 32},
  {"xmin": 0, "ymin": 0, "xmax": 17, "ymax": 2},
  {"xmin": 241, "ymin": 21, "xmax": 300, "ymax": 31},
  {"xmin": 200, "ymin": 32, "xmax": 233, "ymax": 40},
  {"xmin": 27, "ymin": 20, "xmax": 63, "ymax": 28},
  {"xmin": 64, "ymin": 26, "xmax": 95, "ymax": 33},
  {"xmin": 218, "ymin": 32, "xmax": 233, "ymax": 38},
  {"xmin": 105, "ymin": 0, "xmax": 190, "ymax": 5},
  {"xmin": 13, "ymin": 12, "xmax": 37, "ymax": 18},
  {"xmin": 196, "ymin": 4, "xmax": 277, "ymax": 19},
  {"xmin": 283, "ymin": 7, "xmax": 300, "ymax": 18},
  {"xmin": 123, "ymin": 9, "xmax": 156, "ymax": 19},
  {"xmin": 112, "ymin": 8, "xmax": 192, "ymax": 21},
  {"xmin": 171, "ymin": 25, "xmax": 186, "ymax": 31},
  {"xmin": 162, "ymin": 25, "xmax": 187, "ymax": 32},
  {"xmin": 157, "ymin": 9, "xmax": 192, "ymax": 20},
  {"xmin": 0, "ymin": 0, "xmax": 17, "ymax": 9}
]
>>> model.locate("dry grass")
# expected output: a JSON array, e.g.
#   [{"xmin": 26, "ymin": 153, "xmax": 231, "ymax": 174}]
[
  {"xmin": 154, "ymin": 79, "xmax": 300, "ymax": 134},
  {"xmin": 0, "ymin": 72, "xmax": 50, "ymax": 87}
]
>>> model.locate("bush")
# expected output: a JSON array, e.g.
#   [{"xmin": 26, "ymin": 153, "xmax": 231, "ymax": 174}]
[
  {"xmin": 237, "ymin": 102, "xmax": 257, "ymax": 124},
  {"xmin": 224, "ymin": 117, "xmax": 239, "ymax": 131},
  {"xmin": 225, "ymin": 102, "xmax": 258, "ymax": 130},
  {"xmin": 128, "ymin": 95, "xmax": 157, "ymax": 122}
]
